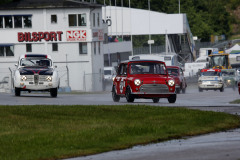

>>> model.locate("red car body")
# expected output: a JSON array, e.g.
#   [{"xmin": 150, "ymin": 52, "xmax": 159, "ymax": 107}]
[
  {"xmin": 112, "ymin": 60, "xmax": 177, "ymax": 103},
  {"xmin": 166, "ymin": 66, "xmax": 187, "ymax": 94}
]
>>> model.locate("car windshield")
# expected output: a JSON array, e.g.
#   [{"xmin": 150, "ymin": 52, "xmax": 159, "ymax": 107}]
[
  {"xmin": 222, "ymin": 71, "xmax": 235, "ymax": 76},
  {"xmin": 130, "ymin": 62, "xmax": 167, "ymax": 75},
  {"xmin": 201, "ymin": 71, "xmax": 221, "ymax": 76},
  {"xmin": 20, "ymin": 58, "xmax": 51, "ymax": 67},
  {"xmin": 167, "ymin": 68, "xmax": 179, "ymax": 76},
  {"xmin": 104, "ymin": 70, "xmax": 111, "ymax": 75}
]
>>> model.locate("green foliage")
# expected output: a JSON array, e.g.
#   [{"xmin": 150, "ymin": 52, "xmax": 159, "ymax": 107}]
[{"xmin": 0, "ymin": 105, "xmax": 239, "ymax": 160}]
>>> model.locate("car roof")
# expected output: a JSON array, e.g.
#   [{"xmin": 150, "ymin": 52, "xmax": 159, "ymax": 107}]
[
  {"xmin": 20, "ymin": 54, "xmax": 51, "ymax": 59},
  {"xmin": 166, "ymin": 66, "xmax": 180, "ymax": 69},
  {"xmin": 201, "ymin": 69, "xmax": 221, "ymax": 72},
  {"xmin": 121, "ymin": 59, "xmax": 165, "ymax": 64}
]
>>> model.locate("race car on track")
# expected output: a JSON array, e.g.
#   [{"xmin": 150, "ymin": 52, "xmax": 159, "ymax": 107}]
[
  {"xmin": 112, "ymin": 60, "xmax": 176, "ymax": 103},
  {"xmin": 13, "ymin": 54, "xmax": 60, "ymax": 97},
  {"xmin": 198, "ymin": 69, "xmax": 224, "ymax": 92}
]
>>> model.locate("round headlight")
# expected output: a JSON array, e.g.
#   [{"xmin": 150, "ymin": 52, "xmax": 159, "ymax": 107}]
[
  {"xmin": 168, "ymin": 79, "xmax": 175, "ymax": 86},
  {"xmin": 46, "ymin": 76, "xmax": 52, "ymax": 82},
  {"xmin": 134, "ymin": 79, "xmax": 141, "ymax": 86},
  {"xmin": 21, "ymin": 76, "xmax": 27, "ymax": 81}
]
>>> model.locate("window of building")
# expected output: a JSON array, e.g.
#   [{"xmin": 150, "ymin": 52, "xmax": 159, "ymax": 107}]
[
  {"xmin": 6, "ymin": 46, "xmax": 14, "ymax": 56},
  {"xmin": 23, "ymin": 15, "xmax": 32, "ymax": 28},
  {"xmin": 69, "ymin": 14, "xmax": 86, "ymax": 27},
  {"xmin": 98, "ymin": 41, "xmax": 101, "ymax": 54},
  {"xmin": 78, "ymin": 14, "xmax": 86, "ymax": 26},
  {"xmin": 14, "ymin": 16, "xmax": 22, "ymax": 28},
  {"xmin": 97, "ymin": 13, "xmax": 100, "ymax": 27},
  {"xmin": 52, "ymin": 43, "xmax": 58, "ymax": 51},
  {"xmin": 26, "ymin": 44, "xmax": 32, "ymax": 52},
  {"xmin": 0, "ymin": 17, "xmax": 3, "ymax": 28},
  {"xmin": 79, "ymin": 42, "xmax": 87, "ymax": 54},
  {"xmin": 0, "ymin": 15, "xmax": 32, "ymax": 29},
  {"xmin": 5, "ymin": 16, "xmax": 12, "ymax": 28},
  {"xmin": 51, "ymin": 15, "xmax": 57, "ymax": 23},
  {"xmin": 0, "ymin": 45, "xmax": 14, "ymax": 57},
  {"xmin": 0, "ymin": 46, "xmax": 4, "ymax": 56},
  {"xmin": 93, "ymin": 13, "xmax": 95, "ymax": 27},
  {"xmin": 94, "ymin": 42, "xmax": 96, "ymax": 54}
]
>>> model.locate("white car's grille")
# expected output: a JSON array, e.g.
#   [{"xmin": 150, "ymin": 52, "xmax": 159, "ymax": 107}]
[{"xmin": 22, "ymin": 75, "xmax": 49, "ymax": 82}]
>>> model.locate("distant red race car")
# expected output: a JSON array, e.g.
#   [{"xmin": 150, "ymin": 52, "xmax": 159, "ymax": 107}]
[
  {"xmin": 112, "ymin": 60, "xmax": 177, "ymax": 103},
  {"xmin": 167, "ymin": 66, "xmax": 187, "ymax": 94}
]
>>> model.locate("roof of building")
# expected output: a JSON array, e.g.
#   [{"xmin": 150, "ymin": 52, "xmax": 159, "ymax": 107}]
[{"xmin": 0, "ymin": 0, "xmax": 102, "ymax": 10}]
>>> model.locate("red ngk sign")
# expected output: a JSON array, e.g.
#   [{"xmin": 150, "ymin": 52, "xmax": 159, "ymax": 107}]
[{"xmin": 66, "ymin": 30, "xmax": 87, "ymax": 41}]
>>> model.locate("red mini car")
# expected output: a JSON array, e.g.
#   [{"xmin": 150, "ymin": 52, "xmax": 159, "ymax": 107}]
[
  {"xmin": 166, "ymin": 66, "xmax": 187, "ymax": 94},
  {"xmin": 112, "ymin": 60, "xmax": 177, "ymax": 103}
]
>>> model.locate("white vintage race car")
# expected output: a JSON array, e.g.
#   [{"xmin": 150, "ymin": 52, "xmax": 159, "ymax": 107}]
[{"xmin": 13, "ymin": 54, "xmax": 60, "ymax": 97}]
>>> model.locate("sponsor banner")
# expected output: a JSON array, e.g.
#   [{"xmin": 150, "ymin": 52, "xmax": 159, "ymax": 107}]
[
  {"xmin": 18, "ymin": 31, "xmax": 63, "ymax": 42},
  {"xmin": 92, "ymin": 29, "xmax": 104, "ymax": 41},
  {"xmin": 66, "ymin": 30, "xmax": 86, "ymax": 42}
]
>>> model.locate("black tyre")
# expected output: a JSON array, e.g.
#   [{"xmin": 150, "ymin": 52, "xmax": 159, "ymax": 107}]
[
  {"xmin": 199, "ymin": 88, "xmax": 203, "ymax": 92},
  {"xmin": 168, "ymin": 94, "xmax": 176, "ymax": 103},
  {"xmin": 126, "ymin": 87, "xmax": 134, "ymax": 102},
  {"xmin": 182, "ymin": 87, "xmax": 186, "ymax": 94},
  {"xmin": 152, "ymin": 98, "xmax": 160, "ymax": 103},
  {"xmin": 176, "ymin": 88, "xmax": 180, "ymax": 94},
  {"xmin": 112, "ymin": 86, "xmax": 120, "ymax": 102},
  {"xmin": 220, "ymin": 86, "xmax": 224, "ymax": 92},
  {"xmin": 50, "ymin": 88, "xmax": 58, "ymax": 97},
  {"xmin": 15, "ymin": 88, "xmax": 21, "ymax": 96}
]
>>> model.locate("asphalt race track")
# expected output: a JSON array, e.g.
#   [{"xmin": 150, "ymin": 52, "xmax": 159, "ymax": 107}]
[{"xmin": 1, "ymin": 84, "xmax": 240, "ymax": 160}]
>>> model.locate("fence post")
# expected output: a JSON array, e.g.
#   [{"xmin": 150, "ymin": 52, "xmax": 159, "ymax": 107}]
[{"xmin": 8, "ymin": 67, "xmax": 13, "ymax": 92}]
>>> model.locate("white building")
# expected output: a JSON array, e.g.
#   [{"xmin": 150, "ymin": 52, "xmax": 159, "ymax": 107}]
[
  {"xmin": 0, "ymin": 0, "xmax": 106, "ymax": 92},
  {"xmin": 102, "ymin": 6, "xmax": 196, "ymax": 67}
]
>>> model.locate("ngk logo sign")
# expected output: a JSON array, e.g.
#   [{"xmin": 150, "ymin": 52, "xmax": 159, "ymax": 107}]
[{"xmin": 66, "ymin": 30, "xmax": 87, "ymax": 41}]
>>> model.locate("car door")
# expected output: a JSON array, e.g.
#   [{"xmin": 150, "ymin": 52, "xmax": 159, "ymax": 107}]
[{"xmin": 115, "ymin": 63, "xmax": 127, "ymax": 95}]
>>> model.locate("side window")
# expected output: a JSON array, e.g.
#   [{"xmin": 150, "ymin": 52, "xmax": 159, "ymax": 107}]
[
  {"xmin": 26, "ymin": 44, "xmax": 32, "ymax": 52},
  {"xmin": 51, "ymin": 15, "xmax": 57, "ymax": 23}
]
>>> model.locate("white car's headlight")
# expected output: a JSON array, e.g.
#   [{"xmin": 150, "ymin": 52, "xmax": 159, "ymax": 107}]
[
  {"xmin": 168, "ymin": 79, "xmax": 175, "ymax": 86},
  {"xmin": 134, "ymin": 79, "xmax": 141, "ymax": 86},
  {"xmin": 21, "ymin": 75, "xmax": 27, "ymax": 81},
  {"xmin": 46, "ymin": 76, "xmax": 52, "ymax": 82}
]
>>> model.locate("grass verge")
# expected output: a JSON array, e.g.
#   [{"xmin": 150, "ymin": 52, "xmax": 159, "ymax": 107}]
[
  {"xmin": 230, "ymin": 99, "xmax": 240, "ymax": 104},
  {"xmin": 0, "ymin": 105, "xmax": 239, "ymax": 160}
]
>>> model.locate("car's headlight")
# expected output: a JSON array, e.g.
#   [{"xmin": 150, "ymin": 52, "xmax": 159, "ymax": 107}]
[
  {"xmin": 134, "ymin": 79, "xmax": 141, "ymax": 86},
  {"xmin": 46, "ymin": 76, "xmax": 52, "ymax": 82},
  {"xmin": 21, "ymin": 75, "xmax": 27, "ymax": 81},
  {"xmin": 168, "ymin": 79, "xmax": 175, "ymax": 86},
  {"xmin": 227, "ymin": 80, "xmax": 231, "ymax": 83},
  {"xmin": 112, "ymin": 77, "xmax": 115, "ymax": 81}
]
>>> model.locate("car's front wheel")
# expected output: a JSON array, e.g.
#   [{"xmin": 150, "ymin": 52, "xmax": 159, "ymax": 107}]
[
  {"xmin": 126, "ymin": 87, "xmax": 134, "ymax": 102},
  {"xmin": 112, "ymin": 86, "xmax": 120, "ymax": 102},
  {"xmin": 15, "ymin": 88, "xmax": 21, "ymax": 96},
  {"xmin": 50, "ymin": 88, "xmax": 58, "ymax": 97},
  {"xmin": 220, "ymin": 86, "xmax": 224, "ymax": 92},
  {"xmin": 168, "ymin": 94, "xmax": 176, "ymax": 103},
  {"xmin": 152, "ymin": 98, "xmax": 160, "ymax": 103}
]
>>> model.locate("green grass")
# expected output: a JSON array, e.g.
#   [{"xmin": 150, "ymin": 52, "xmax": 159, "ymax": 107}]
[
  {"xmin": 0, "ymin": 105, "xmax": 239, "ymax": 160},
  {"xmin": 230, "ymin": 99, "xmax": 240, "ymax": 104}
]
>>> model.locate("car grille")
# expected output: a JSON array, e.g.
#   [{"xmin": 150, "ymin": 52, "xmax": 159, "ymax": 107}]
[
  {"xmin": 139, "ymin": 84, "xmax": 169, "ymax": 94},
  {"xmin": 23, "ymin": 75, "xmax": 48, "ymax": 82}
]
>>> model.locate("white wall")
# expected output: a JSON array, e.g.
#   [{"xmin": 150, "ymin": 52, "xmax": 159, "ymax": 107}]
[{"xmin": 103, "ymin": 6, "xmax": 185, "ymax": 36}]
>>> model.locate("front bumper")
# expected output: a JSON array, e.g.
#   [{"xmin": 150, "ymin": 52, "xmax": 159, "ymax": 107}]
[
  {"xmin": 132, "ymin": 84, "xmax": 175, "ymax": 97},
  {"xmin": 198, "ymin": 83, "xmax": 223, "ymax": 89}
]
